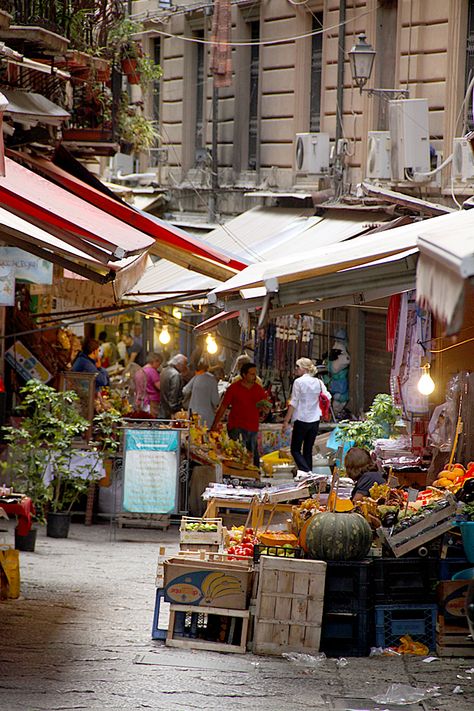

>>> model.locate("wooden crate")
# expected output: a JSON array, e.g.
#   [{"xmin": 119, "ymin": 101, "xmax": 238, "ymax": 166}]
[
  {"xmin": 180, "ymin": 516, "xmax": 223, "ymax": 546},
  {"xmin": 380, "ymin": 499, "xmax": 457, "ymax": 557},
  {"xmin": 166, "ymin": 604, "xmax": 250, "ymax": 653},
  {"xmin": 179, "ymin": 542, "xmax": 220, "ymax": 553},
  {"xmin": 437, "ymin": 581, "xmax": 469, "ymax": 624},
  {"xmin": 253, "ymin": 557, "xmax": 326, "ymax": 656},
  {"xmin": 117, "ymin": 513, "xmax": 170, "ymax": 530},
  {"xmin": 436, "ymin": 630, "xmax": 474, "ymax": 657}
]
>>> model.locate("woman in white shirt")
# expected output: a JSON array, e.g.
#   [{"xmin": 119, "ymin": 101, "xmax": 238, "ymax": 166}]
[{"xmin": 282, "ymin": 357, "xmax": 331, "ymax": 475}]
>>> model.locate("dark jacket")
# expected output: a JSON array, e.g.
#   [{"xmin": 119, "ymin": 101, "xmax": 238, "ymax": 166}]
[
  {"xmin": 159, "ymin": 364, "xmax": 183, "ymax": 419},
  {"xmin": 71, "ymin": 352, "xmax": 110, "ymax": 390}
]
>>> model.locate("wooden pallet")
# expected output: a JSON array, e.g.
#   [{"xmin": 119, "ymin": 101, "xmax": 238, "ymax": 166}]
[
  {"xmin": 166, "ymin": 604, "xmax": 249, "ymax": 653},
  {"xmin": 117, "ymin": 513, "xmax": 170, "ymax": 530},
  {"xmin": 253, "ymin": 557, "xmax": 326, "ymax": 655},
  {"xmin": 436, "ymin": 634, "xmax": 474, "ymax": 657}
]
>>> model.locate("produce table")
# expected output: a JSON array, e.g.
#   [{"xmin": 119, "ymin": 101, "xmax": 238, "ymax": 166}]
[
  {"xmin": 0, "ymin": 496, "xmax": 35, "ymax": 535},
  {"xmin": 204, "ymin": 497, "xmax": 293, "ymax": 528}
]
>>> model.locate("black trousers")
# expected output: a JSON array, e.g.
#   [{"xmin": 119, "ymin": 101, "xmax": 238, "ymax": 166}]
[{"xmin": 290, "ymin": 419, "xmax": 320, "ymax": 472}]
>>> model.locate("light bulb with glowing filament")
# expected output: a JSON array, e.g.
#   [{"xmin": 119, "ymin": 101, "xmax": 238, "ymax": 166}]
[
  {"xmin": 159, "ymin": 325, "xmax": 171, "ymax": 345},
  {"xmin": 172, "ymin": 307, "xmax": 182, "ymax": 320},
  {"xmin": 206, "ymin": 335, "xmax": 218, "ymax": 354},
  {"xmin": 417, "ymin": 363, "xmax": 435, "ymax": 395}
]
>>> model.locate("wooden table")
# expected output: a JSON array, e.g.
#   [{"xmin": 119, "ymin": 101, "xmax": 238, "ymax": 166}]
[{"xmin": 204, "ymin": 497, "xmax": 293, "ymax": 528}]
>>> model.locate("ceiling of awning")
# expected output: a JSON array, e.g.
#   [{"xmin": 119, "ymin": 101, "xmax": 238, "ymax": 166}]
[
  {"xmin": 8, "ymin": 151, "xmax": 245, "ymax": 279},
  {"xmin": 0, "ymin": 157, "xmax": 154, "ymax": 264},
  {"xmin": 2, "ymin": 88, "xmax": 70, "ymax": 126}
]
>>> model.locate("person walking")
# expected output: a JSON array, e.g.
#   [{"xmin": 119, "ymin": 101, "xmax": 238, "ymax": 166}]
[
  {"xmin": 159, "ymin": 354, "xmax": 188, "ymax": 419},
  {"xmin": 143, "ymin": 352, "xmax": 162, "ymax": 417},
  {"xmin": 182, "ymin": 358, "xmax": 220, "ymax": 428},
  {"xmin": 282, "ymin": 357, "xmax": 331, "ymax": 478},
  {"xmin": 211, "ymin": 362, "xmax": 268, "ymax": 466}
]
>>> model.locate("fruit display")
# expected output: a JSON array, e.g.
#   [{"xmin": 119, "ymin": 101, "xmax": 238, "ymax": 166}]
[
  {"xmin": 190, "ymin": 421, "xmax": 258, "ymax": 470},
  {"xmin": 226, "ymin": 528, "xmax": 258, "ymax": 558},
  {"xmin": 185, "ymin": 522, "xmax": 219, "ymax": 532},
  {"xmin": 432, "ymin": 462, "xmax": 474, "ymax": 493},
  {"xmin": 291, "ymin": 498, "xmax": 326, "ymax": 534}
]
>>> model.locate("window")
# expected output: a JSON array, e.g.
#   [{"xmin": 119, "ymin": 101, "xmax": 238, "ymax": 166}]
[
  {"xmin": 152, "ymin": 38, "xmax": 161, "ymax": 124},
  {"xmin": 195, "ymin": 29, "xmax": 205, "ymax": 163},
  {"xmin": 466, "ymin": 1, "xmax": 474, "ymax": 130},
  {"xmin": 248, "ymin": 21, "xmax": 260, "ymax": 170},
  {"xmin": 310, "ymin": 14, "xmax": 323, "ymax": 133}
]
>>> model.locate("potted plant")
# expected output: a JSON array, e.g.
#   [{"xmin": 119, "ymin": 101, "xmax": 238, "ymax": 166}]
[
  {"xmin": 2, "ymin": 380, "xmax": 92, "ymax": 541},
  {"xmin": 117, "ymin": 98, "xmax": 160, "ymax": 153},
  {"xmin": 336, "ymin": 393, "xmax": 402, "ymax": 451}
]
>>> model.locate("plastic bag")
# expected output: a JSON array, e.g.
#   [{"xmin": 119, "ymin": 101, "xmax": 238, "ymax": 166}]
[
  {"xmin": 282, "ymin": 652, "xmax": 326, "ymax": 668},
  {"xmin": 394, "ymin": 634, "xmax": 429, "ymax": 656},
  {"xmin": 372, "ymin": 683, "xmax": 440, "ymax": 705}
]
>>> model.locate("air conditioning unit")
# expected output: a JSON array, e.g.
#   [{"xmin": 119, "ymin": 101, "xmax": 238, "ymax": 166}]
[
  {"xmin": 453, "ymin": 137, "xmax": 474, "ymax": 181},
  {"xmin": 295, "ymin": 133, "xmax": 330, "ymax": 174},
  {"xmin": 366, "ymin": 131, "xmax": 391, "ymax": 179},
  {"xmin": 389, "ymin": 99, "xmax": 430, "ymax": 180}
]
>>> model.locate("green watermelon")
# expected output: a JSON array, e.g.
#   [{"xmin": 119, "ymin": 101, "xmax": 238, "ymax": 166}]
[{"xmin": 300, "ymin": 511, "xmax": 372, "ymax": 561}]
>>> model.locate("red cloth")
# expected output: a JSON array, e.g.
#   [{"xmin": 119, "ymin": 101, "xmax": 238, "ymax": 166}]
[
  {"xmin": 210, "ymin": 0, "xmax": 232, "ymax": 88},
  {"xmin": 386, "ymin": 293, "xmax": 401, "ymax": 352},
  {"xmin": 222, "ymin": 381, "xmax": 267, "ymax": 432},
  {"xmin": 0, "ymin": 497, "xmax": 35, "ymax": 535}
]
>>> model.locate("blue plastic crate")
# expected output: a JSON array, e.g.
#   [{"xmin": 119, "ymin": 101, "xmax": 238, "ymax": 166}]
[
  {"xmin": 321, "ymin": 610, "xmax": 374, "ymax": 657},
  {"xmin": 324, "ymin": 560, "xmax": 373, "ymax": 612},
  {"xmin": 151, "ymin": 588, "xmax": 169, "ymax": 641},
  {"xmin": 375, "ymin": 603, "xmax": 437, "ymax": 651},
  {"xmin": 438, "ymin": 557, "xmax": 469, "ymax": 581}
]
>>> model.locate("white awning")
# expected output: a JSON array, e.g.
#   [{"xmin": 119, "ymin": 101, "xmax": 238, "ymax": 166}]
[
  {"xmin": 416, "ymin": 208, "xmax": 474, "ymax": 325},
  {"xmin": 129, "ymin": 207, "xmax": 388, "ymax": 303},
  {"xmin": 210, "ymin": 217, "xmax": 424, "ymax": 300},
  {"xmin": 2, "ymin": 88, "xmax": 70, "ymax": 127}
]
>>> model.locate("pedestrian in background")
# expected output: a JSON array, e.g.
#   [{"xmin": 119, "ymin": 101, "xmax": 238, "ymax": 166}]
[
  {"xmin": 159, "ymin": 354, "xmax": 188, "ymax": 419},
  {"xmin": 182, "ymin": 358, "xmax": 220, "ymax": 428},
  {"xmin": 143, "ymin": 353, "xmax": 162, "ymax": 418},
  {"xmin": 282, "ymin": 357, "xmax": 331, "ymax": 478}
]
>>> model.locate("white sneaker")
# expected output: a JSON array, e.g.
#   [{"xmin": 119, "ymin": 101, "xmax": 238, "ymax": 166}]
[{"xmin": 295, "ymin": 470, "xmax": 311, "ymax": 481}]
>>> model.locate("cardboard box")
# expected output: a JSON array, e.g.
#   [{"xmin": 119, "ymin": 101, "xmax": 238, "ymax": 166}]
[
  {"xmin": 437, "ymin": 580, "xmax": 469, "ymax": 623},
  {"xmin": 164, "ymin": 557, "xmax": 252, "ymax": 610}
]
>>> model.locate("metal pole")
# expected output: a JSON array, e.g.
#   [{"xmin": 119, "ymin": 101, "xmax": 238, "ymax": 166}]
[
  {"xmin": 335, "ymin": 0, "xmax": 346, "ymax": 145},
  {"xmin": 209, "ymin": 82, "xmax": 219, "ymax": 223}
]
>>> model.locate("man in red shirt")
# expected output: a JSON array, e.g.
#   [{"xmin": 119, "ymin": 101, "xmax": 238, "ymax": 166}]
[{"xmin": 211, "ymin": 362, "xmax": 267, "ymax": 466}]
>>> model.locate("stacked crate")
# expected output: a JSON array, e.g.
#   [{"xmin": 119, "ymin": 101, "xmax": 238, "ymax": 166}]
[
  {"xmin": 373, "ymin": 558, "xmax": 438, "ymax": 651},
  {"xmin": 436, "ymin": 579, "xmax": 474, "ymax": 657},
  {"xmin": 320, "ymin": 560, "xmax": 374, "ymax": 657}
]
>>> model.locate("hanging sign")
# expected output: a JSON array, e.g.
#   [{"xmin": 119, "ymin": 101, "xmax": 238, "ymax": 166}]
[
  {"xmin": 4, "ymin": 341, "xmax": 52, "ymax": 383},
  {"xmin": 122, "ymin": 428, "xmax": 180, "ymax": 514},
  {"xmin": 0, "ymin": 247, "xmax": 53, "ymax": 285}
]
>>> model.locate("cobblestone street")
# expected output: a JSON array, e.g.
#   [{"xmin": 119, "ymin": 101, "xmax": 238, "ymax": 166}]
[{"xmin": 1, "ymin": 521, "xmax": 473, "ymax": 711}]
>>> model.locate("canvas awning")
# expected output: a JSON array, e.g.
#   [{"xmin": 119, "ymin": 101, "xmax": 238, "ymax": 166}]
[
  {"xmin": 2, "ymin": 89, "xmax": 70, "ymax": 126},
  {"xmin": 0, "ymin": 205, "xmax": 148, "ymax": 297},
  {"xmin": 209, "ymin": 216, "xmax": 424, "ymax": 301},
  {"xmin": 416, "ymin": 208, "xmax": 474, "ymax": 327},
  {"xmin": 7, "ymin": 151, "xmax": 245, "ymax": 280},
  {"xmin": 0, "ymin": 157, "xmax": 154, "ymax": 264}
]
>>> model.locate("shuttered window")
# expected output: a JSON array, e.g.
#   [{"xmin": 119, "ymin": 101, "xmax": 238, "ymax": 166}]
[
  {"xmin": 248, "ymin": 21, "xmax": 260, "ymax": 170},
  {"xmin": 310, "ymin": 14, "xmax": 323, "ymax": 133}
]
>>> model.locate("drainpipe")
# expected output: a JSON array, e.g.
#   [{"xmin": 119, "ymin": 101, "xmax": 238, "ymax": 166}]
[{"xmin": 335, "ymin": 0, "xmax": 346, "ymax": 146}]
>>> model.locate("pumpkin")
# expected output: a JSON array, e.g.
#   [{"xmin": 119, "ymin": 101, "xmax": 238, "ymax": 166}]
[{"xmin": 299, "ymin": 511, "xmax": 372, "ymax": 561}]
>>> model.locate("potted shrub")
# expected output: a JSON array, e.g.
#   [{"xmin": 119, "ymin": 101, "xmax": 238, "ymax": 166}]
[
  {"xmin": 2, "ymin": 380, "xmax": 91, "ymax": 541},
  {"xmin": 336, "ymin": 393, "xmax": 402, "ymax": 451},
  {"xmin": 117, "ymin": 98, "xmax": 160, "ymax": 153}
]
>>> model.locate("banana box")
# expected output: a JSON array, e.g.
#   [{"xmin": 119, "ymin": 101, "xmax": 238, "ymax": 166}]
[{"xmin": 163, "ymin": 558, "xmax": 251, "ymax": 610}]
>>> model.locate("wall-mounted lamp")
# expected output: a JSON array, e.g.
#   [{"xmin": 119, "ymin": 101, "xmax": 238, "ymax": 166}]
[
  {"xmin": 348, "ymin": 33, "xmax": 409, "ymax": 100},
  {"xmin": 159, "ymin": 324, "xmax": 171, "ymax": 345},
  {"xmin": 417, "ymin": 363, "xmax": 435, "ymax": 396}
]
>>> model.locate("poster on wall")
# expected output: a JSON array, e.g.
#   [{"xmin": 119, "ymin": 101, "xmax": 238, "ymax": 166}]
[
  {"xmin": 0, "ymin": 247, "xmax": 53, "ymax": 284},
  {"xmin": 122, "ymin": 428, "xmax": 180, "ymax": 514}
]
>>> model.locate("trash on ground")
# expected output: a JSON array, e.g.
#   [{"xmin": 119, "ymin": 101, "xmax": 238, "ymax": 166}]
[
  {"xmin": 453, "ymin": 686, "xmax": 463, "ymax": 694},
  {"xmin": 372, "ymin": 683, "xmax": 440, "ymax": 705},
  {"xmin": 282, "ymin": 652, "xmax": 327, "ymax": 668},
  {"xmin": 422, "ymin": 656, "xmax": 439, "ymax": 663}
]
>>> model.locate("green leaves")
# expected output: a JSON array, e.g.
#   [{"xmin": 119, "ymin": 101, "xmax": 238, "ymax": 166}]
[{"xmin": 336, "ymin": 393, "xmax": 402, "ymax": 450}]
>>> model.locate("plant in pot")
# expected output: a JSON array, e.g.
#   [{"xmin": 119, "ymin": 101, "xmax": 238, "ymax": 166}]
[
  {"xmin": 117, "ymin": 98, "xmax": 160, "ymax": 154},
  {"xmin": 336, "ymin": 393, "xmax": 402, "ymax": 452},
  {"xmin": 2, "ymin": 380, "xmax": 91, "ymax": 542}
]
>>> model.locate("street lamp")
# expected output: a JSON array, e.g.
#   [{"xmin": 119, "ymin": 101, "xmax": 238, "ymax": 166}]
[{"xmin": 348, "ymin": 33, "xmax": 409, "ymax": 100}]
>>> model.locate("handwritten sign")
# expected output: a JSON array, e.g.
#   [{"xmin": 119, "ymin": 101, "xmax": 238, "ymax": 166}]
[{"xmin": 122, "ymin": 429, "xmax": 179, "ymax": 514}]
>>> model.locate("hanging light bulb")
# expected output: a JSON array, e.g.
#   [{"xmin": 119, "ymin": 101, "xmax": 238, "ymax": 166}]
[
  {"xmin": 159, "ymin": 324, "xmax": 171, "ymax": 345},
  {"xmin": 417, "ymin": 363, "xmax": 435, "ymax": 395},
  {"xmin": 206, "ymin": 334, "xmax": 218, "ymax": 354},
  {"xmin": 172, "ymin": 307, "xmax": 182, "ymax": 320}
]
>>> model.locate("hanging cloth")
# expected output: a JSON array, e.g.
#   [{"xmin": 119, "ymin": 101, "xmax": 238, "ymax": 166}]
[{"xmin": 210, "ymin": 0, "xmax": 233, "ymax": 88}]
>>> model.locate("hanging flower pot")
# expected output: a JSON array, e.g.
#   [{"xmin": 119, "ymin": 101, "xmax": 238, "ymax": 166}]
[{"xmin": 121, "ymin": 57, "xmax": 140, "ymax": 85}]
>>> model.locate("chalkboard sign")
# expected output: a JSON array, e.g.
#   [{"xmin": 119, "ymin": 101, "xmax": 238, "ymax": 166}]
[{"xmin": 122, "ymin": 428, "xmax": 180, "ymax": 514}]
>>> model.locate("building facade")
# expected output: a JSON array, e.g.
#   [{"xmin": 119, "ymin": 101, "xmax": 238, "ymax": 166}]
[{"xmin": 127, "ymin": 0, "xmax": 474, "ymax": 220}]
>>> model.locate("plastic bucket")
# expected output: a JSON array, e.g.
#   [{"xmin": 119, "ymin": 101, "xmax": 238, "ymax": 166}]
[
  {"xmin": 452, "ymin": 567, "xmax": 474, "ymax": 580},
  {"xmin": 459, "ymin": 521, "xmax": 474, "ymax": 564}
]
